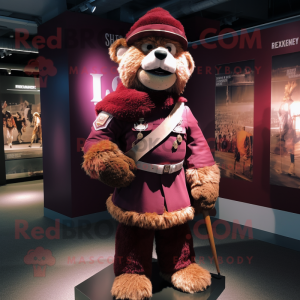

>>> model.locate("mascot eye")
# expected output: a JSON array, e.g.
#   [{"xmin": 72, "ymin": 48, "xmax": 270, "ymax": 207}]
[
  {"xmin": 165, "ymin": 43, "xmax": 176, "ymax": 55},
  {"xmin": 141, "ymin": 43, "xmax": 154, "ymax": 52}
]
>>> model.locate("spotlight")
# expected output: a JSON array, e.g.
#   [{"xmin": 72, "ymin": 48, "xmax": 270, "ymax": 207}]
[
  {"xmin": 73, "ymin": 0, "xmax": 96, "ymax": 13},
  {"xmin": 86, "ymin": 2, "xmax": 96, "ymax": 13},
  {"xmin": 79, "ymin": 5, "xmax": 87, "ymax": 12},
  {"xmin": 7, "ymin": 69, "xmax": 11, "ymax": 75}
]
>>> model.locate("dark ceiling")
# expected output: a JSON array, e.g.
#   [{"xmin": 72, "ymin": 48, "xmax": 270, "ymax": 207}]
[
  {"xmin": 67, "ymin": 0, "xmax": 300, "ymax": 42},
  {"xmin": 1, "ymin": 0, "xmax": 300, "ymax": 75},
  {"xmin": 0, "ymin": 0, "xmax": 300, "ymax": 40}
]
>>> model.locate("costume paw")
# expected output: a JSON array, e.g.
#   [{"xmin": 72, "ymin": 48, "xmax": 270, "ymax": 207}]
[
  {"xmin": 191, "ymin": 182, "xmax": 219, "ymax": 210},
  {"xmin": 82, "ymin": 140, "xmax": 137, "ymax": 188},
  {"xmin": 186, "ymin": 164, "xmax": 220, "ymax": 211},
  {"xmin": 111, "ymin": 274, "xmax": 152, "ymax": 300},
  {"xmin": 166, "ymin": 263, "xmax": 211, "ymax": 293},
  {"xmin": 100, "ymin": 156, "xmax": 136, "ymax": 188}
]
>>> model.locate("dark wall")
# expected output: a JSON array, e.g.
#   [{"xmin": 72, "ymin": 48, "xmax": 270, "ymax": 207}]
[{"xmin": 39, "ymin": 11, "xmax": 130, "ymax": 217}]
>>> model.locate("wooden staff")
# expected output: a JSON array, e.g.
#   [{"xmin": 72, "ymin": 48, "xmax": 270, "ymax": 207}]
[{"xmin": 203, "ymin": 210, "xmax": 221, "ymax": 275}]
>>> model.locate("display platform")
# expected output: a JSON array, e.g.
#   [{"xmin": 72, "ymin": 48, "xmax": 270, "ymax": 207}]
[
  {"xmin": 75, "ymin": 261, "xmax": 225, "ymax": 300},
  {"xmin": 4, "ymin": 144, "xmax": 42, "ymax": 160}
]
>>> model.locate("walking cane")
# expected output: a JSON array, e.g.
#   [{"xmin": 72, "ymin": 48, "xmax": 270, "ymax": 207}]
[
  {"xmin": 202, "ymin": 210, "xmax": 221, "ymax": 277},
  {"xmin": 291, "ymin": 115, "xmax": 298, "ymax": 176}
]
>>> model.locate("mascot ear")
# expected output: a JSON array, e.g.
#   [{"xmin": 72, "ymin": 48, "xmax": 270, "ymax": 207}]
[
  {"xmin": 183, "ymin": 52, "xmax": 195, "ymax": 76},
  {"xmin": 109, "ymin": 38, "xmax": 129, "ymax": 64}
]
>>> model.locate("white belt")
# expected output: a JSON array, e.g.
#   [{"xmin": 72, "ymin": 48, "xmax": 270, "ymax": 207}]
[{"xmin": 136, "ymin": 160, "xmax": 184, "ymax": 174}]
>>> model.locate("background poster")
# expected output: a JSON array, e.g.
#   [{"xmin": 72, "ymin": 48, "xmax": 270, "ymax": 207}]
[
  {"xmin": 1, "ymin": 77, "xmax": 41, "ymax": 145},
  {"xmin": 271, "ymin": 52, "xmax": 300, "ymax": 188},
  {"xmin": 215, "ymin": 60, "xmax": 254, "ymax": 181},
  {"xmin": 0, "ymin": 76, "xmax": 42, "ymax": 179}
]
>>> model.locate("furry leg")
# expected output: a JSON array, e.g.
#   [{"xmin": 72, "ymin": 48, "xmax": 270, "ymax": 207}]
[
  {"xmin": 112, "ymin": 223, "xmax": 154, "ymax": 299},
  {"xmin": 155, "ymin": 223, "xmax": 195, "ymax": 274},
  {"xmin": 156, "ymin": 223, "xmax": 211, "ymax": 293}
]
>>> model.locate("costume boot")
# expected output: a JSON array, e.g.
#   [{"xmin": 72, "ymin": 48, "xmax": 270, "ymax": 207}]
[
  {"xmin": 112, "ymin": 223, "xmax": 154, "ymax": 300},
  {"xmin": 162, "ymin": 263, "xmax": 211, "ymax": 293},
  {"xmin": 156, "ymin": 223, "xmax": 211, "ymax": 293},
  {"xmin": 112, "ymin": 274, "xmax": 152, "ymax": 300}
]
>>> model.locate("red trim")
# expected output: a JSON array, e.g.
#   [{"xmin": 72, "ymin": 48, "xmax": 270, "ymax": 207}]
[
  {"xmin": 126, "ymin": 24, "xmax": 188, "ymax": 50},
  {"xmin": 95, "ymin": 83, "xmax": 179, "ymax": 122}
]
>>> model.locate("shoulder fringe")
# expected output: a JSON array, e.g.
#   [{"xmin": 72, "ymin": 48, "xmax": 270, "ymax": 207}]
[
  {"xmin": 106, "ymin": 195, "xmax": 195, "ymax": 230},
  {"xmin": 186, "ymin": 164, "xmax": 220, "ymax": 189}
]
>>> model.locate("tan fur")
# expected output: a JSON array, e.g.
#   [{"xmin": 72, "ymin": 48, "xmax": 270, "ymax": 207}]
[
  {"xmin": 183, "ymin": 52, "xmax": 195, "ymax": 75},
  {"xmin": 186, "ymin": 164, "xmax": 220, "ymax": 188},
  {"xmin": 82, "ymin": 140, "xmax": 136, "ymax": 188},
  {"xmin": 164, "ymin": 263, "xmax": 211, "ymax": 293},
  {"xmin": 111, "ymin": 273, "xmax": 152, "ymax": 300},
  {"xmin": 175, "ymin": 51, "xmax": 195, "ymax": 95},
  {"xmin": 106, "ymin": 195, "xmax": 195, "ymax": 229},
  {"xmin": 118, "ymin": 46, "xmax": 145, "ymax": 89},
  {"xmin": 186, "ymin": 164, "xmax": 220, "ymax": 211},
  {"xmin": 109, "ymin": 36, "xmax": 195, "ymax": 95},
  {"xmin": 109, "ymin": 38, "xmax": 128, "ymax": 64}
]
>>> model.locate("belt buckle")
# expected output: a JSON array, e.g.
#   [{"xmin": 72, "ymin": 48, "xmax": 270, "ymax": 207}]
[{"xmin": 163, "ymin": 164, "xmax": 171, "ymax": 174}]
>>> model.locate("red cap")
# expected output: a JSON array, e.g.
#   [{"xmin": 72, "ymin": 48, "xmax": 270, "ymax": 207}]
[{"xmin": 126, "ymin": 7, "xmax": 188, "ymax": 50}]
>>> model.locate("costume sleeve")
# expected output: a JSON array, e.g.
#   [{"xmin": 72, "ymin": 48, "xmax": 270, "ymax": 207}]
[
  {"xmin": 82, "ymin": 112, "xmax": 136, "ymax": 188},
  {"xmin": 185, "ymin": 106, "xmax": 219, "ymax": 212},
  {"xmin": 83, "ymin": 113, "xmax": 123, "ymax": 153},
  {"xmin": 185, "ymin": 106, "xmax": 215, "ymax": 169}
]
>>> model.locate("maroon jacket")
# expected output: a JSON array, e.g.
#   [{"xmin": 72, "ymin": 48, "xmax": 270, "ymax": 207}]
[{"xmin": 84, "ymin": 93, "xmax": 214, "ymax": 214}]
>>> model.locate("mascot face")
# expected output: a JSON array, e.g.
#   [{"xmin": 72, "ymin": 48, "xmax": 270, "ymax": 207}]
[{"xmin": 109, "ymin": 36, "xmax": 195, "ymax": 95}]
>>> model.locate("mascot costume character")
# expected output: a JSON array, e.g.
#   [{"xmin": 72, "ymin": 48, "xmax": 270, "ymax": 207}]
[{"xmin": 83, "ymin": 8, "xmax": 220, "ymax": 300}]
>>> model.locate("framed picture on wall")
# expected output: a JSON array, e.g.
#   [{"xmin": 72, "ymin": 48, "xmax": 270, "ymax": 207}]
[
  {"xmin": 270, "ymin": 52, "xmax": 300, "ymax": 188},
  {"xmin": 0, "ymin": 76, "xmax": 43, "ymax": 180},
  {"xmin": 215, "ymin": 60, "xmax": 254, "ymax": 182}
]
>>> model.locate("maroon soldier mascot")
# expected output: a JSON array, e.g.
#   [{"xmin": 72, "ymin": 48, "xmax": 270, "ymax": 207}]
[{"xmin": 83, "ymin": 8, "xmax": 220, "ymax": 300}]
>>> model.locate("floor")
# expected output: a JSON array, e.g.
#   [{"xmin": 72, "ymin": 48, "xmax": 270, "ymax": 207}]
[{"xmin": 0, "ymin": 180, "xmax": 299, "ymax": 300}]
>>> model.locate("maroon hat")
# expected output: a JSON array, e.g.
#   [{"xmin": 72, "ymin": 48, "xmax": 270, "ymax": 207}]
[{"xmin": 126, "ymin": 7, "xmax": 188, "ymax": 50}]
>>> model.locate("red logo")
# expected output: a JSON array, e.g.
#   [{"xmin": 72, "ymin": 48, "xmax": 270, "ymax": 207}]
[
  {"xmin": 24, "ymin": 247, "xmax": 56, "ymax": 277},
  {"xmin": 24, "ymin": 56, "xmax": 57, "ymax": 88}
]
